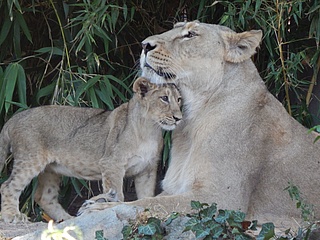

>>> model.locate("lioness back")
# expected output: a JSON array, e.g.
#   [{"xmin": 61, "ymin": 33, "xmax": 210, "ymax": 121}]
[{"xmin": 0, "ymin": 77, "xmax": 182, "ymax": 223}]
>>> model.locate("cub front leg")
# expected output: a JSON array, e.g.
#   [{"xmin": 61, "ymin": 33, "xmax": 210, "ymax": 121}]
[
  {"xmin": 101, "ymin": 166, "xmax": 126, "ymax": 202},
  {"xmin": 134, "ymin": 167, "xmax": 157, "ymax": 199},
  {"xmin": 77, "ymin": 166, "xmax": 125, "ymax": 216}
]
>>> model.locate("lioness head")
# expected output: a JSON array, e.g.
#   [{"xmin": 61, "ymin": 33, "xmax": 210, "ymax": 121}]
[
  {"xmin": 140, "ymin": 21, "xmax": 262, "ymax": 88},
  {"xmin": 133, "ymin": 77, "xmax": 182, "ymax": 131}
]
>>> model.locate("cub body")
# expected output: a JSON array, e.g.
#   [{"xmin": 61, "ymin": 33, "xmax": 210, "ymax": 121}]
[{"xmin": 0, "ymin": 77, "xmax": 182, "ymax": 223}]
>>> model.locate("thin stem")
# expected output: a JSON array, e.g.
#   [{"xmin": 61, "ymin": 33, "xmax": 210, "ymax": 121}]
[{"xmin": 276, "ymin": 0, "xmax": 292, "ymax": 115}]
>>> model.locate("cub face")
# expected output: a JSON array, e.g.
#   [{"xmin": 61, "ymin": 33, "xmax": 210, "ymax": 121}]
[{"xmin": 133, "ymin": 77, "xmax": 182, "ymax": 131}]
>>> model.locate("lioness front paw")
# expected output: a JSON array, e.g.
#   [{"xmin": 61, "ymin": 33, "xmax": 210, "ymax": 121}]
[{"xmin": 1, "ymin": 212, "xmax": 29, "ymax": 223}]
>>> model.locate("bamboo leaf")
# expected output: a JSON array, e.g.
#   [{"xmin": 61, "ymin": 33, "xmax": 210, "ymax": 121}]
[
  {"xmin": 13, "ymin": 14, "xmax": 21, "ymax": 57},
  {"xmin": 15, "ymin": 11, "xmax": 33, "ymax": 43},
  {"xmin": 88, "ymin": 87, "xmax": 99, "ymax": 108},
  {"xmin": 36, "ymin": 81, "xmax": 56, "ymax": 104},
  {"xmin": 0, "ymin": 16, "xmax": 12, "ymax": 46},
  {"xmin": 35, "ymin": 47, "xmax": 64, "ymax": 56},
  {"xmin": 0, "ymin": 67, "xmax": 5, "ymax": 113},
  {"xmin": 74, "ymin": 76, "xmax": 100, "ymax": 105},
  {"xmin": 4, "ymin": 63, "xmax": 18, "ymax": 113},
  {"xmin": 16, "ymin": 63, "xmax": 27, "ymax": 105}
]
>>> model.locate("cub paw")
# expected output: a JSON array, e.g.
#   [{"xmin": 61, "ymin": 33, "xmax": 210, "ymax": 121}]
[
  {"xmin": 77, "ymin": 191, "xmax": 120, "ymax": 217},
  {"xmin": 1, "ymin": 212, "xmax": 29, "ymax": 223},
  {"xmin": 106, "ymin": 188, "xmax": 119, "ymax": 202}
]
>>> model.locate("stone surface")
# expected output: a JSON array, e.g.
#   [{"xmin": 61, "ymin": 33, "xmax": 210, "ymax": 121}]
[
  {"xmin": 0, "ymin": 204, "xmax": 197, "ymax": 240},
  {"xmin": 12, "ymin": 204, "xmax": 143, "ymax": 240}
]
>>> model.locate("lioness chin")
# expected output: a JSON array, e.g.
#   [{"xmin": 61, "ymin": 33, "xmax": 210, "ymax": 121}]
[
  {"xmin": 0, "ymin": 77, "xmax": 182, "ymax": 223},
  {"xmin": 79, "ymin": 21, "xmax": 320, "ymax": 230}
]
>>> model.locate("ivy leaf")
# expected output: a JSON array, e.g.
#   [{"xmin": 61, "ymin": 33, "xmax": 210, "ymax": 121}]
[
  {"xmin": 165, "ymin": 212, "xmax": 179, "ymax": 225},
  {"xmin": 138, "ymin": 224, "xmax": 157, "ymax": 236},
  {"xmin": 257, "ymin": 222, "xmax": 275, "ymax": 240},
  {"xmin": 192, "ymin": 223, "xmax": 210, "ymax": 239},
  {"xmin": 210, "ymin": 224, "xmax": 224, "ymax": 238},
  {"xmin": 191, "ymin": 200, "xmax": 202, "ymax": 210},
  {"xmin": 121, "ymin": 225, "xmax": 132, "ymax": 239},
  {"xmin": 232, "ymin": 211, "xmax": 246, "ymax": 223},
  {"xmin": 215, "ymin": 210, "xmax": 230, "ymax": 224}
]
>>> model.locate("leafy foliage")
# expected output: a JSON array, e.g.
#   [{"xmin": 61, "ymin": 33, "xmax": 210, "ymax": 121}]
[
  {"xmin": 285, "ymin": 182, "xmax": 315, "ymax": 221},
  {"xmin": 122, "ymin": 201, "xmax": 320, "ymax": 239},
  {"xmin": 183, "ymin": 201, "xmax": 255, "ymax": 239},
  {"xmin": 122, "ymin": 210, "xmax": 166, "ymax": 240}
]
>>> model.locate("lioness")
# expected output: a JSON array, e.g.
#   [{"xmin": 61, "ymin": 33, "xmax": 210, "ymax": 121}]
[
  {"xmin": 79, "ymin": 21, "xmax": 320, "ymax": 229},
  {"xmin": 0, "ymin": 77, "xmax": 182, "ymax": 223}
]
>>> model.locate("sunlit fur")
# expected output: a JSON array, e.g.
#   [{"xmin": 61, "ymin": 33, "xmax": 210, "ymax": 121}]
[
  {"xmin": 0, "ymin": 77, "xmax": 182, "ymax": 223},
  {"xmin": 78, "ymin": 21, "xmax": 320, "ymax": 230}
]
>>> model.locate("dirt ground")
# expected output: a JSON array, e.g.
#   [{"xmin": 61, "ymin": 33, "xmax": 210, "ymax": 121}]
[{"xmin": 0, "ymin": 221, "xmax": 47, "ymax": 239}]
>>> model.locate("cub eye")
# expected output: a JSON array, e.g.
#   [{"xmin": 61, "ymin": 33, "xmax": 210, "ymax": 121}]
[
  {"xmin": 160, "ymin": 96, "xmax": 169, "ymax": 103},
  {"xmin": 183, "ymin": 31, "xmax": 197, "ymax": 38},
  {"xmin": 177, "ymin": 97, "xmax": 182, "ymax": 103}
]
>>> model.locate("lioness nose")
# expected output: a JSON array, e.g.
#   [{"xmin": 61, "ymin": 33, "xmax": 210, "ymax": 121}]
[
  {"xmin": 141, "ymin": 42, "xmax": 156, "ymax": 54},
  {"xmin": 173, "ymin": 116, "xmax": 182, "ymax": 122}
]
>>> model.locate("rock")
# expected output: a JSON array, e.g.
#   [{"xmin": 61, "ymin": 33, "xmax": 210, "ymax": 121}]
[
  {"xmin": 2, "ymin": 204, "xmax": 196, "ymax": 240},
  {"xmin": 13, "ymin": 204, "xmax": 144, "ymax": 240}
]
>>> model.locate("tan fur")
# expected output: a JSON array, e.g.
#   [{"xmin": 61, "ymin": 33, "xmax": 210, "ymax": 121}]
[
  {"xmin": 0, "ymin": 77, "xmax": 182, "ymax": 223},
  {"xmin": 78, "ymin": 21, "xmax": 320, "ymax": 229}
]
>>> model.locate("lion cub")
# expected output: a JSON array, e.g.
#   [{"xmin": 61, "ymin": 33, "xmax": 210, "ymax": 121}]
[{"xmin": 0, "ymin": 77, "xmax": 182, "ymax": 223}]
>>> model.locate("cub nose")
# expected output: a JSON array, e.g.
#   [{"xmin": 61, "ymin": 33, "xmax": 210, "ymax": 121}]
[{"xmin": 141, "ymin": 42, "xmax": 156, "ymax": 54}]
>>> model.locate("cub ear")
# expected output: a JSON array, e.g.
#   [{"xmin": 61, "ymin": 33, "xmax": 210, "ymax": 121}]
[
  {"xmin": 133, "ymin": 77, "xmax": 157, "ymax": 97},
  {"xmin": 222, "ymin": 30, "xmax": 262, "ymax": 63}
]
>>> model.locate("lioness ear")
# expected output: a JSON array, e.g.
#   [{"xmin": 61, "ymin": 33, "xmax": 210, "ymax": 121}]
[
  {"xmin": 222, "ymin": 30, "xmax": 262, "ymax": 63},
  {"xmin": 133, "ymin": 77, "xmax": 156, "ymax": 97}
]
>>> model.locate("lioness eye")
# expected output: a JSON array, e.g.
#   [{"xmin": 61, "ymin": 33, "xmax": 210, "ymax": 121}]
[
  {"xmin": 160, "ymin": 96, "xmax": 169, "ymax": 103},
  {"xmin": 183, "ymin": 31, "xmax": 197, "ymax": 38}
]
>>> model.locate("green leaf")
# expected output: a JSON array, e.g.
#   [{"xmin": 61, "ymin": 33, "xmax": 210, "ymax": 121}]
[
  {"xmin": 202, "ymin": 203, "xmax": 217, "ymax": 219},
  {"xmin": 13, "ymin": 15, "xmax": 21, "ymax": 57},
  {"xmin": 192, "ymin": 223, "xmax": 210, "ymax": 239},
  {"xmin": 89, "ymin": 87, "xmax": 99, "ymax": 108},
  {"xmin": 0, "ymin": 16, "xmax": 13, "ymax": 46},
  {"xmin": 215, "ymin": 209, "xmax": 229, "ymax": 224},
  {"xmin": 36, "ymin": 81, "xmax": 56, "ymax": 104},
  {"xmin": 232, "ymin": 211, "xmax": 246, "ymax": 223},
  {"xmin": 70, "ymin": 178, "xmax": 83, "ymax": 197},
  {"xmin": 257, "ymin": 222, "xmax": 275, "ymax": 240},
  {"xmin": 121, "ymin": 225, "xmax": 132, "ymax": 239},
  {"xmin": 95, "ymin": 230, "xmax": 106, "ymax": 240},
  {"xmin": 249, "ymin": 220, "xmax": 258, "ymax": 230},
  {"xmin": 15, "ymin": 12, "xmax": 32, "ymax": 43},
  {"xmin": 184, "ymin": 218, "xmax": 200, "ymax": 231},
  {"xmin": 235, "ymin": 234, "xmax": 252, "ymax": 240},
  {"xmin": 5, "ymin": 100, "xmax": 28, "ymax": 110},
  {"xmin": 165, "ymin": 212, "xmax": 179, "ymax": 225},
  {"xmin": 147, "ymin": 217, "xmax": 163, "ymax": 234},
  {"xmin": 35, "ymin": 47, "xmax": 64, "ymax": 56},
  {"xmin": 4, "ymin": 63, "xmax": 19, "ymax": 113},
  {"xmin": 0, "ymin": 67, "xmax": 6, "ymax": 113},
  {"xmin": 16, "ymin": 64, "xmax": 27, "ymax": 105},
  {"xmin": 210, "ymin": 224, "xmax": 224, "ymax": 238},
  {"xmin": 138, "ymin": 224, "xmax": 157, "ymax": 236},
  {"xmin": 74, "ymin": 76, "xmax": 100, "ymax": 105},
  {"xmin": 191, "ymin": 200, "xmax": 202, "ymax": 210}
]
